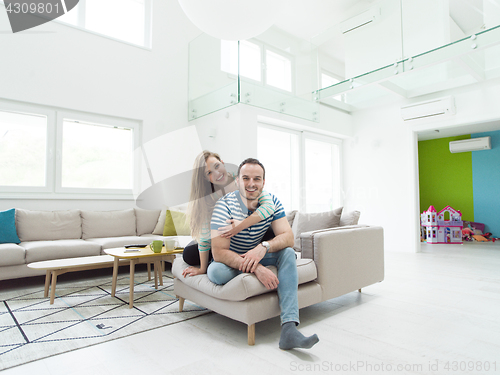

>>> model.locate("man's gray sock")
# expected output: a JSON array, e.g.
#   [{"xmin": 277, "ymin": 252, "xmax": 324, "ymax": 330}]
[{"xmin": 279, "ymin": 322, "xmax": 319, "ymax": 350}]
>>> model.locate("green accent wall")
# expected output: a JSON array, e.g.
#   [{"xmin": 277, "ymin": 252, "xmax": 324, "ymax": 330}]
[{"xmin": 418, "ymin": 135, "xmax": 474, "ymax": 221}]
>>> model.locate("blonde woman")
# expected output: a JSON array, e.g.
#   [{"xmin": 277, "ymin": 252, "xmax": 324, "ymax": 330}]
[{"xmin": 182, "ymin": 151, "xmax": 276, "ymax": 277}]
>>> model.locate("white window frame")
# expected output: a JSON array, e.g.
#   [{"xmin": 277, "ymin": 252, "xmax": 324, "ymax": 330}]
[
  {"xmin": 0, "ymin": 101, "xmax": 56, "ymax": 194},
  {"xmin": 301, "ymin": 131, "xmax": 343, "ymax": 212},
  {"xmin": 0, "ymin": 100, "xmax": 141, "ymax": 200},
  {"xmin": 0, "ymin": 0, "xmax": 153, "ymax": 49},
  {"xmin": 257, "ymin": 123, "xmax": 301, "ymax": 211},
  {"xmin": 263, "ymin": 44, "xmax": 295, "ymax": 94},
  {"xmin": 55, "ymin": 110, "xmax": 140, "ymax": 196},
  {"xmin": 221, "ymin": 40, "xmax": 295, "ymax": 94},
  {"xmin": 257, "ymin": 122, "xmax": 343, "ymax": 213}
]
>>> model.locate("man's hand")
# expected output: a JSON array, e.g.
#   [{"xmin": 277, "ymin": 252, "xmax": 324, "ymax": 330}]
[
  {"xmin": 239, "ymin": 244, "xmax": 266, "ymax": 273},
  {"xmin": 254, "ymin": 264, "xmax": 279, "ymax": 290}
]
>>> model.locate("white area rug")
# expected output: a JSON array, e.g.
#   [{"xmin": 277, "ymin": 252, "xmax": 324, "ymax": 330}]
[{"xmin": 0, "ymin": 271, "xmax": 209, "ymax": 371}]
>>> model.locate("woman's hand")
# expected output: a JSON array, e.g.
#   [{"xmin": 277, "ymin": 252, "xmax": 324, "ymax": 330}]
[
  {"xmin": 182, "ymin": 266, "xmax": 206, "ymax": 277},
  {"xmin": 218, "ymin": 219, "xmax": 242, "ymax": 238}
]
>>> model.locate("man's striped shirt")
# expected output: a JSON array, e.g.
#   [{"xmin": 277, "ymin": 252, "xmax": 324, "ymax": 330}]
[{"xmin": 211, "ymin": 190, "xmax": 285, "ymax": 254}]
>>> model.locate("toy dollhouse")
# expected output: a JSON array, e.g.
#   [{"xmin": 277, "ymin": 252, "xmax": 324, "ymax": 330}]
[{"xmin": 421, "ymin": 205, "xmax": 463, "ymax": 244}]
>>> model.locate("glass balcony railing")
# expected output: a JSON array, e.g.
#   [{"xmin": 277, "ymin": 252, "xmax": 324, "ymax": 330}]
[
  {"xmin": 188, "ymin": 28, "xmax": 319, "ymax": 122},
  {"xmin": 189, "ymin": 0, "xmax": 500, "ymax": 118},
  {"xmin": 317, "ymin": 24, "xmax": 500, "ymax": 109},
  {"xmin": 315, "ymin": 0, "xmax": 500, "ymax": 111}
]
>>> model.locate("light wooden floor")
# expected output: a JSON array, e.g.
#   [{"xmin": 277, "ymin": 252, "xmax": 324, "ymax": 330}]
[{"xmin": 3, "ymin": 242, "xmax": 500, "ymax": 375}]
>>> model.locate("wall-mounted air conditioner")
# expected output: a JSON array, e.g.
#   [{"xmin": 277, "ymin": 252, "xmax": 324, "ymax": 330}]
[
  {"xmin": 449, "ymin": 136, "xmax": 491, "ymax": 153},
  {"xmin": 401, "ymin": 96, "xmax": 456, "ymax": 121},
  {"xmin": 340, "ymin": 7, "xmax": 380, "ymax": 34}
]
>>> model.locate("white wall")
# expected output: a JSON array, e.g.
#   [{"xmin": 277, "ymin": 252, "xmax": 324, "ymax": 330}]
[
  {"xmin": 343, "ymin": 77, "xmax": 500, "ymax": 253},
  {"xmin": 344, "ymin": 0, "xmax": 402, "ymax": 79}
]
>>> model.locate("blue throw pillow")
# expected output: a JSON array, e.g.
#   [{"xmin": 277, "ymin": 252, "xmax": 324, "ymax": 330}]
[{"xmin": 0, "ymin": 209, "xmax": 21, "ymax": 244}]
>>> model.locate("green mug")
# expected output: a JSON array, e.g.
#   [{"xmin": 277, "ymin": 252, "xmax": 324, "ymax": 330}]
[{"xmin": 149, "ymin": 240, "xmax": 163, "ymax": 253}]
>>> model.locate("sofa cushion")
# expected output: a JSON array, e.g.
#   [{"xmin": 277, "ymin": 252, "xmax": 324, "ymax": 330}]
[
  {"xmin": 86, "ymin": 236, "xmax": 150, "ymax": 251},
  {"xmin": 153, "ymin": 204, "xmax": 189, "ymax": 235},
  {"xmin": 135, "ymin": 208, "xmax": 161, "ymax": 235},
  {"xmin": 0, "ymin": 209, "xmax": 21, "ymax": 244},
  {"xmin": 81, "ymin": 209, "xmax": 136, "ymax": 239},
  {"xmin": 286, "ymin": 210, "xmax": 298, "ymax": 228},
  {"xmin": 23, "ymin": 239, "xmax": 101, "ymax": 264},
  {"xmin": 163, "ymin": 210, "xmax": 191, "ymax": 236},
  {"xmin": 0, "ymin": 243, "xmax": 25, "ymax": 266},
  {"xmin": 16, "ymin": 209, "xmax": 82, "ymax": 242},
  {"xmin": 291, "ymin": 207, "xmax": 343, "ymax": 251},
  {"xmin": 172, "ymin": 257, "xmax": 317, "ymax": 302},
  {"xmin": 340, "ymin": 210, "xmax": 361, "ymax": 226}
]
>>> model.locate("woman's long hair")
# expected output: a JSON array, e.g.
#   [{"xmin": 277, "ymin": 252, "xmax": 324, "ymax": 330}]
[{"xmin": 187, "ymin": 150, "xmax": 223, "ymax": 241}]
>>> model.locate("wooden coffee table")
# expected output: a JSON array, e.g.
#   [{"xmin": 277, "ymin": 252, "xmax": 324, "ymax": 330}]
[
  {"xmin": 28, "ymin": 255, "xmax": 129, "ymax": 305},
  {"xmin": 104, "ymin": 246, "xmax": 183, "ymax": 308}
]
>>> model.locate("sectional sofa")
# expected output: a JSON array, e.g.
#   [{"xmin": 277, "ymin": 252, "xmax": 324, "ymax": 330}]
[{"xmin": 0, "ymin": 208, "xmax": 192, "ymax": 281}]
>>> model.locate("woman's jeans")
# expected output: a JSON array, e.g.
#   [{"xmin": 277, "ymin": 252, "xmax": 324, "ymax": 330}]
[{"xmin": 207, "ymin": 247, "xmax": 299, "ymax": 325}]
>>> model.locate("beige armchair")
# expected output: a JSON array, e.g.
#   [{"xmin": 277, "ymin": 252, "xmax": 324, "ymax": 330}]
[{"xmin": 172, "ymin": 224, "xmax": 384, "ymax": 345}]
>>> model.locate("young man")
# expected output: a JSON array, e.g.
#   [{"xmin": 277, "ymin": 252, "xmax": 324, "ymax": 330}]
[{"xmin": 208, "ymin": 158, "xmax": 319, "ymax": 350}]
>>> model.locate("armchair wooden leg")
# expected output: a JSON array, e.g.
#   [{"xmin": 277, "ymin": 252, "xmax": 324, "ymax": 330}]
[
  {"xmin": 248, "ymin": 324, "xmax": 255, "ymax": 346},
  {"xmin": 178, "ymin": 297, "xmax": 185, "ymax": 312}
]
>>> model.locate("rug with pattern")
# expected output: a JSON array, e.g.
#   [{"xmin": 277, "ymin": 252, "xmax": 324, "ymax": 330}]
[{"xmin": 0, "ymin": 271, "xmax": 209, "ymax": 371}]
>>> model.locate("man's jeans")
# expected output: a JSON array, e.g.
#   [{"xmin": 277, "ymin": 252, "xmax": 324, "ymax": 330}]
[{"xmin": 206, "ymin": 247, "xmax": 299, "ymax": 325}]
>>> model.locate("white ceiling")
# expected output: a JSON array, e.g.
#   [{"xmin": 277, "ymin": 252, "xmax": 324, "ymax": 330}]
[
  {"xmin": 273, "ymin": 0, "xmax": 492, "ymax": 68},
  {"xmin": 274, "ymin": 0, "xmax": 376, "ymax": 41},
  {"xmin": 273, "ymin": 0, "xmax": 376, "ymax": 64},
  {"xmin": 418, "ymin": 120, "xmax": 500, "ymax": 141},
  {"xmin": 273, "ymin": 0, "xmax": 490, "ymax": 41}
]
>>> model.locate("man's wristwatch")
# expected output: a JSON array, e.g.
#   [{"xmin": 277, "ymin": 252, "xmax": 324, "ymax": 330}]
[{"xmin": 261, "ymin": 241, "xmax": 270, "ymax": 253}]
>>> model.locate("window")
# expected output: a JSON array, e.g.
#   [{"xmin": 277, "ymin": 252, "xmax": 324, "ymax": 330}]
[
  {"xmin": 220, "ymin": 39, "xmax": 239, "ymax": 78},
  {"xmin": 0, "ymin": 101, "xmax": 140, "ymax": 198},
  {"xmin": 266, "ymin": 49, "xmax": 292, "ymax": 92},
  {"xmin": 0, "ymin": 110, "xmax": 48, "ymax": 188},
  {"xmin": 304, "ymin": 136, "xmax": 341, "ymax": 212},
  {"xmin": 257, "ymin": 126, "xmax": 300, "ymax": 211},
  {"xmin": 221, "ymin": 40, "xmax": 262, "ymax": 82},
  {"xmin": 60, "ymin": 119, "xmax": 133, "ymax": 190},
  {"xmin": 58, "ymin": 0, "xmax": 151, "ymax": 48},
  {"xmin": 221, "ymin": 40, "xmax": 293, "ymax": 92},
  {"xmin": 257, "ymin": 124, "xmax": 342, "ymax": 213}
]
